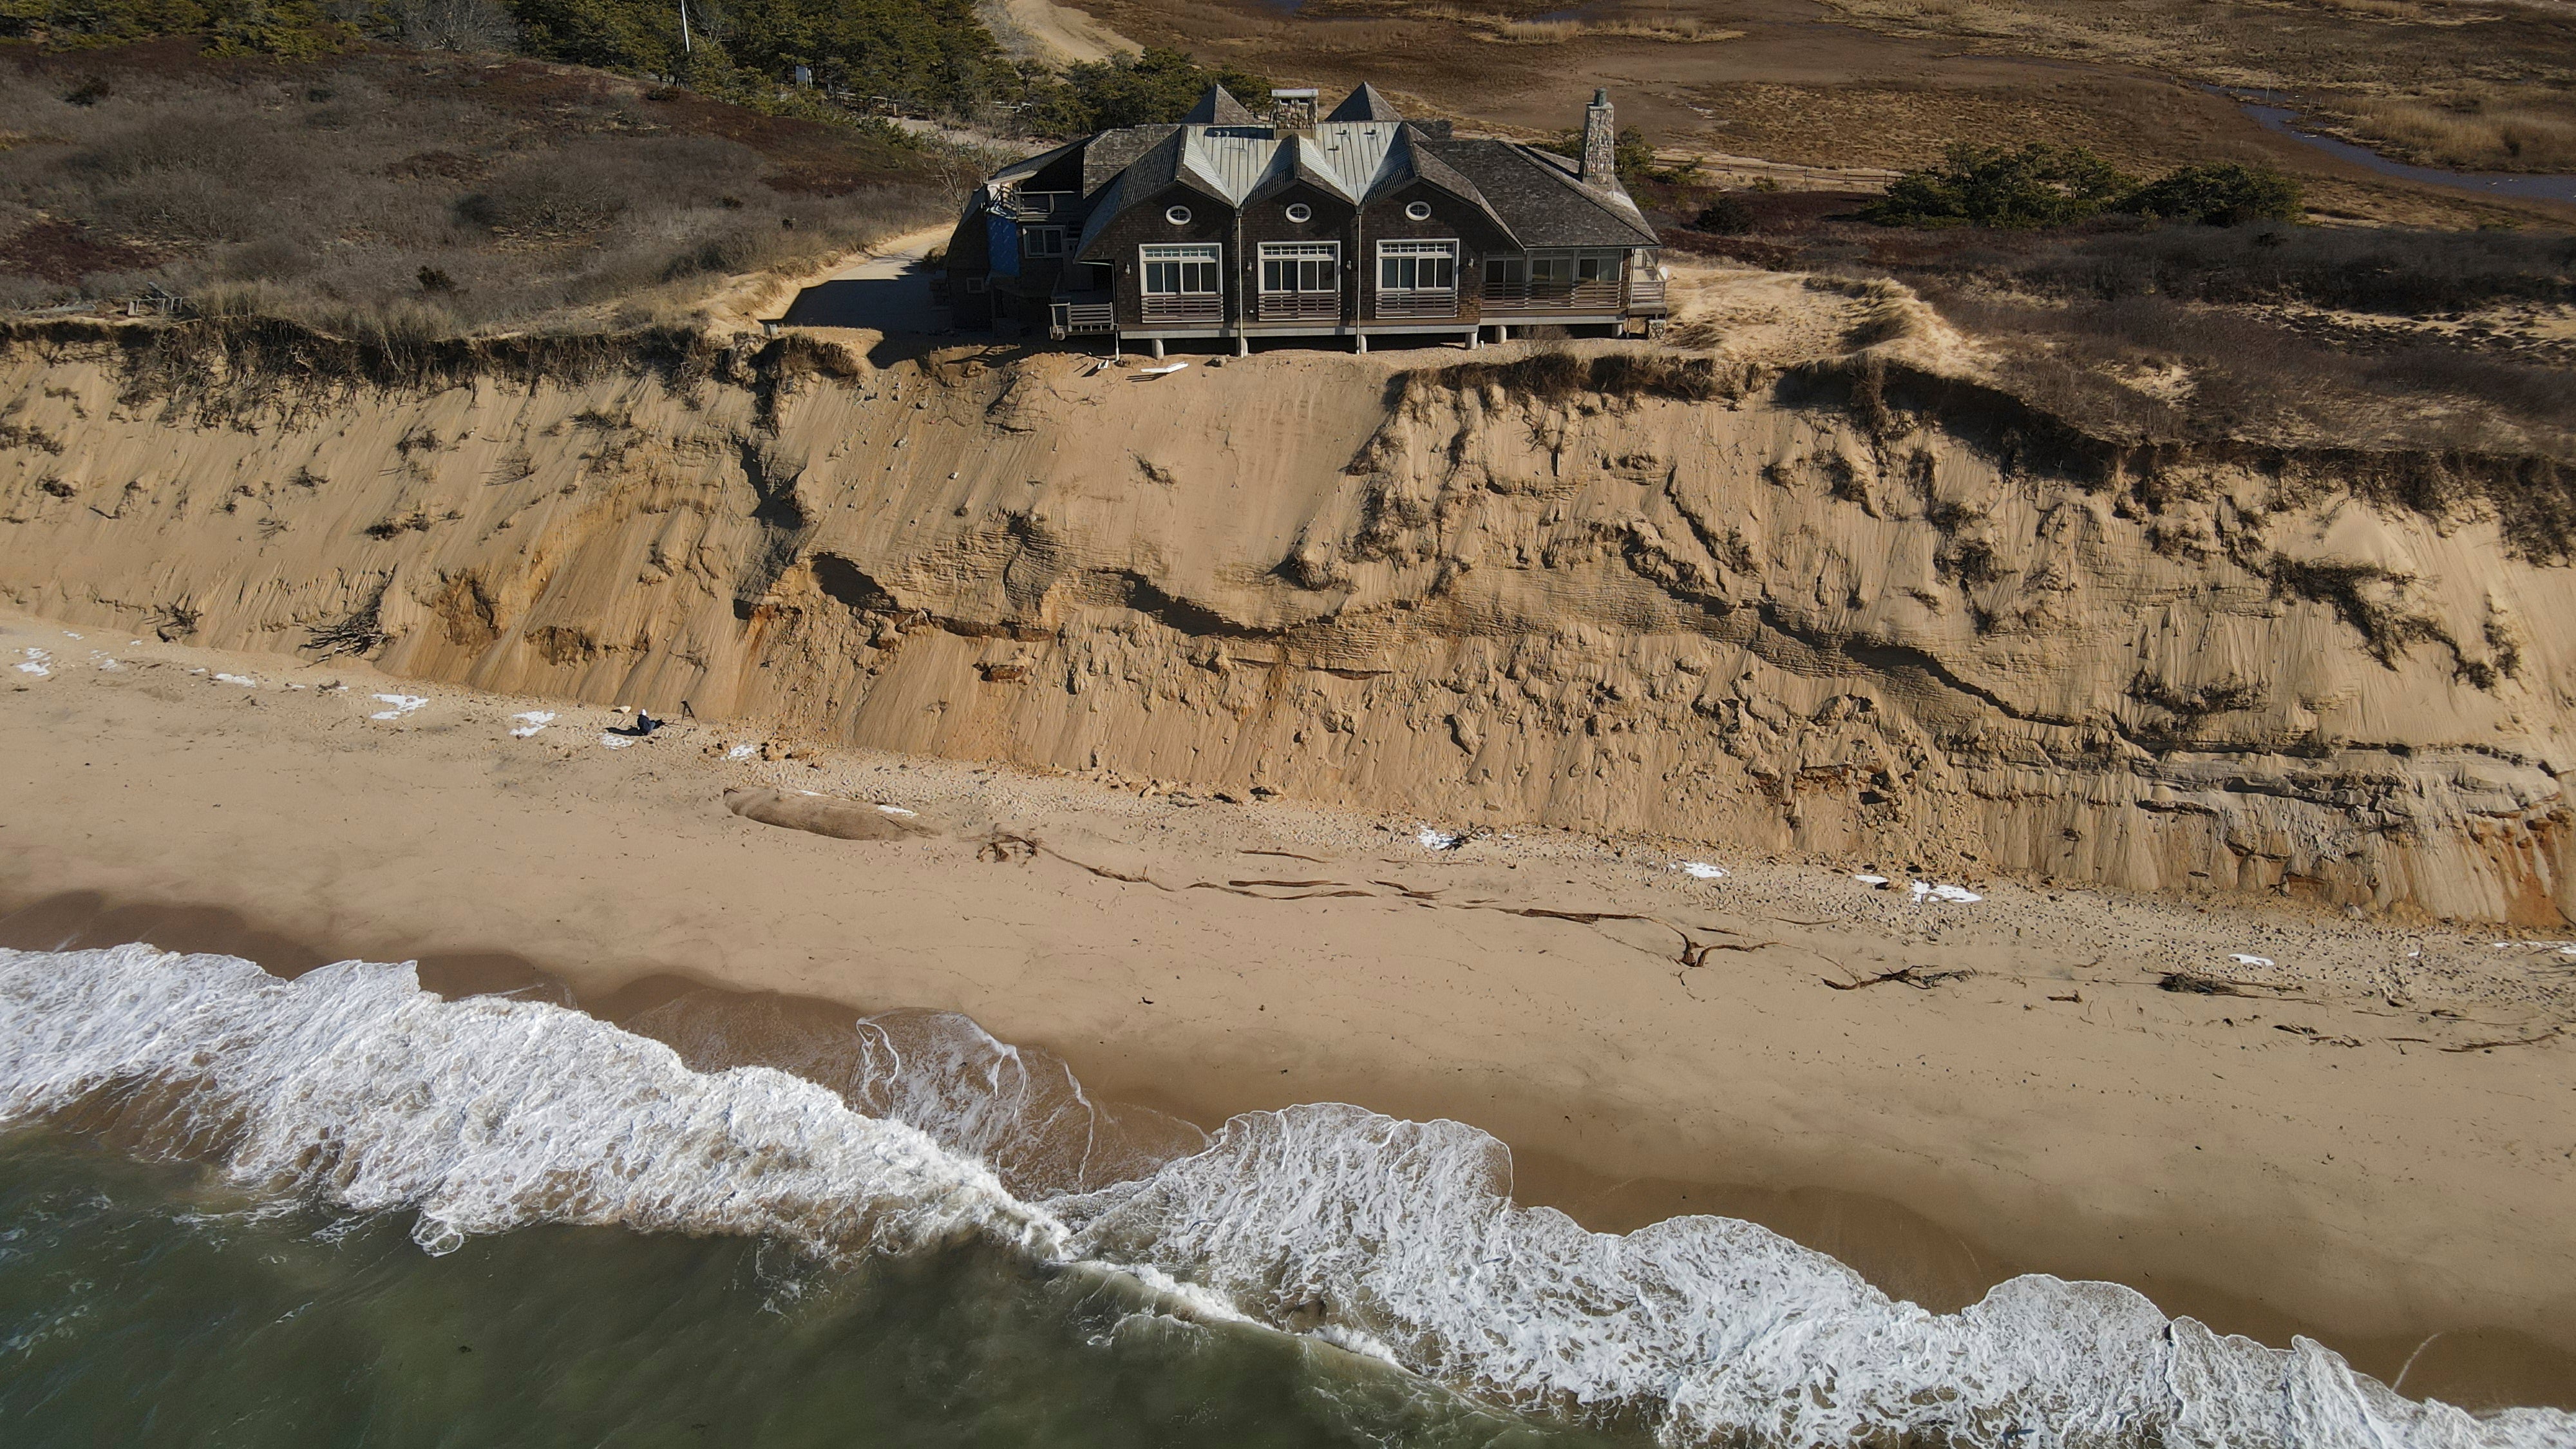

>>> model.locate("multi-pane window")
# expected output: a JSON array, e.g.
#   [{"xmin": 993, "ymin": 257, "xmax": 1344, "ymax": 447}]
[
  {"xmin": 1024, "ymin": 226, "xmax": 1066, "ymax": 259},
  {"xmin": 1487, "ymin": 253, "xmax": 1624, "ymax": 288},
  {"xmin": 1260, "ymin": 243, "xmax": 1339, "ymax": 293},
  {"xmin": 1378, "ymin": 240, "xmax": 1457, "ymax": 292},
  {"xmin": 1141, "ymin": 245, "xmax": 1221, "ymax": 294}
]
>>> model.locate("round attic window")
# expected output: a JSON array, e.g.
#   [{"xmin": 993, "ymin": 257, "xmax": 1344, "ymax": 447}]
[
  {"xmin": 1404, "ymin": 200, "xmax": 1432, "ymax": 221},
  {"xmin": 1284, "ymin": 202, "xmax": 1312, "ymax": 223},
  {"xmin": 1165, "ymin": 204, "xmax": 1193, "ymax": 225}
]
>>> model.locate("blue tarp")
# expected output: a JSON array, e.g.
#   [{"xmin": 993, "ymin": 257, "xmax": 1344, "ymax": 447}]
[{"xmin": 987, "ymin": 213, "xmax": 1021, "ymax": 278}]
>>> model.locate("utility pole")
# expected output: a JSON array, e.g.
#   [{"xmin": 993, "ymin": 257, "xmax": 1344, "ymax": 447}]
[{"xmin": 679, "ymin": 0, "xmax": 692, "ymax": 55}]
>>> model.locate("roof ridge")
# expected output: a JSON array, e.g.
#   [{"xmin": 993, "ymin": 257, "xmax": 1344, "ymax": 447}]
[{"xmin": 1182, "ymin": 84, "xmax": 1256, "ymax": 126}]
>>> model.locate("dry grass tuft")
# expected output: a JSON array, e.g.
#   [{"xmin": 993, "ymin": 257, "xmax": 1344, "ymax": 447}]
[{"xmin": 1404, "ymin": 349, "xmax": 1738, "ymax": 407}]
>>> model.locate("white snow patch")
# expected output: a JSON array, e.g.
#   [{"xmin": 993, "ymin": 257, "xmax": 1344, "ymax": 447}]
[
  {"xmin": 509, "ymin": 711, "xmax": 556, "ymax": 739},
  {"xmin": 876, "ymin": 804, "xmax": 917, "ymax": 817},
  {"xmin": 1910, "ymin": 882, "xmax": 1982, "ymax": 904},
  {"xmin": 601, "ymin": 734, "xmax": 636, "ymax": 750},
  {"xmin": 2228, "ymin": 954, "xmax": 2276, "ymax": 968},
  {"xmin": 213, "ymin": 673, "xmax": 257, "ymax": 687},
  {"xmin": 1853, "ymin": 873, "xmax": 1889, "ymax": 886},
  {"xmin": 1676, "ymin": 862, "xmax": 1728, "ymax": 880},
  {"xmin": 1416, "ymin": 827, "xmax": 1463, "ymax": 851},
  {"xmin": 15, "ymin": 648, "xmax": 50, "ymax": 677},
  {"xmin": 368, "ymin": 694, "xmax": 428, "ymax": 721},
  {"xmin": 727, "ymin": 743, "xmax": 757, "ymax": 761}
]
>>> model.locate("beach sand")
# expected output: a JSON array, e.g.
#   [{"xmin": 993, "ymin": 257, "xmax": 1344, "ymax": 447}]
[{"xmin": 3, "ymin": 607, "xmax": 2571, "ymax": 1408}]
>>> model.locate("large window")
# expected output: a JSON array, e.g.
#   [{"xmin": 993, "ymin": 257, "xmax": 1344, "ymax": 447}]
[
  {"xmin": 1140, "ymin": 243, "xmax": 1222, "ymax": 323},
  {"xmin": 1141, "ymin": 244, "xmax": 1221, "ymax": 296},
  {"xmin": 1260, "ymin": 243, "xmax": 1338, "ymax": 294},
  {"xmin": 1258, "ymin": 242, "xmax": 1340, "ymax": 321},
  {"xmin": 1485, "ymin": 251, "xmax": 1628, "ymax": 312},
  {"xmin": 1379, "ymin": 240, "xmax": 1456, "ymax": 292},
  {"xmin": 1377, "ymin": 240, "xmax": 1457, "ymax": 318},
  {"xmin": 1024, "ymin": 226, "xmax": 1065, "ymax": 259}
]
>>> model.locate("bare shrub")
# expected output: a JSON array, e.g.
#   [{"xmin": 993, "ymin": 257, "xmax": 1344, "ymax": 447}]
[
  {"xmin": 457, "ymin": 160, "xmax": 632, "ymax": 237},
  {"xmin": 388, "ymin": 0, "xmax": 518, "ymax": 54}
]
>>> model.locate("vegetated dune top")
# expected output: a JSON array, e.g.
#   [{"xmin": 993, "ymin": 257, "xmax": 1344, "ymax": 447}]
[{"xmin": 0, "ymin": 41, "xmax": 961, "ymax": 336}]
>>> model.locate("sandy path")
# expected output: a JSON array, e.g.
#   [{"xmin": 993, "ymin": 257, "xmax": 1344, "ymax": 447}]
[
  {"xmin": 978, "ymin": 0, "xmax": 1137, "ymax": 64},
  {"xmin": 704, "ymin": 223, "xmax": 956, "ymax": 336},
  {"xmin": 1, "ymin": 609, "xmax": 2571, "ymax": 1408},
  {"xmin": 779, "ymin": 229, "xmax": 953, "ymax": 333}
]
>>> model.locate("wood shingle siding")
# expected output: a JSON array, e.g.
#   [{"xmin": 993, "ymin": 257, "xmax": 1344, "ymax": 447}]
[{"xmin": 937, "ymin": 81, "xmax": 1664, "ymax": 346}]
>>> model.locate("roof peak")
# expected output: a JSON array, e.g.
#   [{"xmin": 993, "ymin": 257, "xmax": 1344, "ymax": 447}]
[
  {"xmin": 1325, "ymin": 82, "xmax": 1403, "ymax": 123},
  {"xmin": 1182, "ymin": 84, "xmax": 1257, "ymax": 126}
]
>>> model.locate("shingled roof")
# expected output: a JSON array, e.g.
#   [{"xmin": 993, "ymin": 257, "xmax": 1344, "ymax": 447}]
[
  {"xmin": 1325, "ymin": 82, "xmax": 1403, "ymax": 122},
  {"xmin": 1425, "ymin": 139, "xmax": 1657, "ymax": 247},
  {"xmin": 1003, "ymin": 84, "xmax": 1657, "ymax": 265},
  {"xmin": 1182, "ymin": 84, "xmax": 1258, "ymax": 126}
]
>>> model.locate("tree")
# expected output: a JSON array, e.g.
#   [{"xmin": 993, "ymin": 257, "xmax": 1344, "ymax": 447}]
[
  {"xmin": 2121, "ymin": 162, "xmax": 2304, "ymax": 226},
  {"xmin": 388, "ymin": 0, "xmax": 515, "ymax": 52},
  {"xmin": 1690, "ymin": 195, "xmax": 1753, "ymax": 234},
  {"xmin": 1864, "ymin": 142, "xmax": 2133, "ymax": 229},
  {"xmin": 1025, "ymin": 47, "xmax": 1272, "ymax": 135}
]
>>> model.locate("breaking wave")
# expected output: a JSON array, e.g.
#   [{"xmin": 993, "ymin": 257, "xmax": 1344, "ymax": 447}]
[{"xmin": 1, "ymin": 944, "xmax": 2567, "ymax": 1448}]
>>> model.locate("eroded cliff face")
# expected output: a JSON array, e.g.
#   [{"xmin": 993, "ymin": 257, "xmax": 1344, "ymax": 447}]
[{"xmin": 3, "ymin": 319, "xmax": 2571, "ymax": 923}]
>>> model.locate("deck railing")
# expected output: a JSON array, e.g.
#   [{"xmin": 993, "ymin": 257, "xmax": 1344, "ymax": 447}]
[
  {"xmin": 1372, "ymin": 290, "xmax": 1459, "ymax": 319},
  {"xmin": 1258, "ymin": 291, "xmax": 1342, "ymax": 322},
  {"xmin": 1141, "ymin": 294, "xmax": 1222, "ymax": 325},
  {"xmin": 1626, "ymin": 274, "xmax": 1669, "ymax": 313},
  {"xmin": 1050, "ymin": 299, "xmax": 1116, "ymax": 337},
  {"xmin": 996, "ymin": 189, "xmax": 1077, "ymax": 220},
  {"xmin": 1482, "ymin": 278, "xmax": 1622, "ymax": 314}
]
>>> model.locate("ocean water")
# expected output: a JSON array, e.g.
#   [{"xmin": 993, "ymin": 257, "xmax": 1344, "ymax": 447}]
[
  {"xmin": 2, "ymin": 943, "xmax": 2571, "ymax": 1448},
  {"xmin": 0, "ymin": 1135, "xmax": 1598, "ymax": 1448}
]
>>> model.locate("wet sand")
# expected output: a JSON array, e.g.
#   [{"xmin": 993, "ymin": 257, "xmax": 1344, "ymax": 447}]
[{"xmin": 3, "ymin": 609, "xmax": 2572, "ymax": 1409}]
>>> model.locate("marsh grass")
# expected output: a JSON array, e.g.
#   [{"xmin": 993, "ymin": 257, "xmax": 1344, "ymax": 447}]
[
  {"xmin": 1415, "ymin": 8, "xmax": 1736, "ymax": 43},
  {"xmin": 1815, "ymin": 0, "xmax": 2576, "ymax": 173},
  {"xmin": 2339, "ymin": 91, "xmax": 2576, "ymax": 174}
]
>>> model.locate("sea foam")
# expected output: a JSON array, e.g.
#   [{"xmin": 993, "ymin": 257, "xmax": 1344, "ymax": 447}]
[
  {"xmin": 0, "ymin": 945, "xmax": 1056, "ymax": 1262},
  {"xmin": 0, "ymin": 945, "xmax": 2566, "ymax": 1449}
]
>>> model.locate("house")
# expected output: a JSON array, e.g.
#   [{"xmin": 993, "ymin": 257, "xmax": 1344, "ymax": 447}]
[{"xmin": 940, "ymin": 83, "xmax": 1666, "ymax": 354}]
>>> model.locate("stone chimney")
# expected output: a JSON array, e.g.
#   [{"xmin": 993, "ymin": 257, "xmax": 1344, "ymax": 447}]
[{"xmin": 1580, "ymin": 88, "xmax": 1618, "ymax": 190}]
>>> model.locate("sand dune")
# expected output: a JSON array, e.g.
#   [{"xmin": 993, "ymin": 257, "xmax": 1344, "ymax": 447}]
[{"xmin": 1, "ymin": 276, "xmax": 2570, "ymax": 922}]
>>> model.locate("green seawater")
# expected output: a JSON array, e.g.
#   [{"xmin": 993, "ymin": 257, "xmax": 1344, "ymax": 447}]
[{"xmin": 0, "ymin": 1130, "xmax": 1627, "ymax": 1449}]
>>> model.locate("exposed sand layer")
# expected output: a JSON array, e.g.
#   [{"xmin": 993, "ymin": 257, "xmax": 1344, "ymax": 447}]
[
  {"xmin": 3, "ymin": 611, "xmax": 2572, "ymax": 1409},
  {"xmin": 1, "ymin": 283, "xmax": 2571, "ymax": 924}
]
